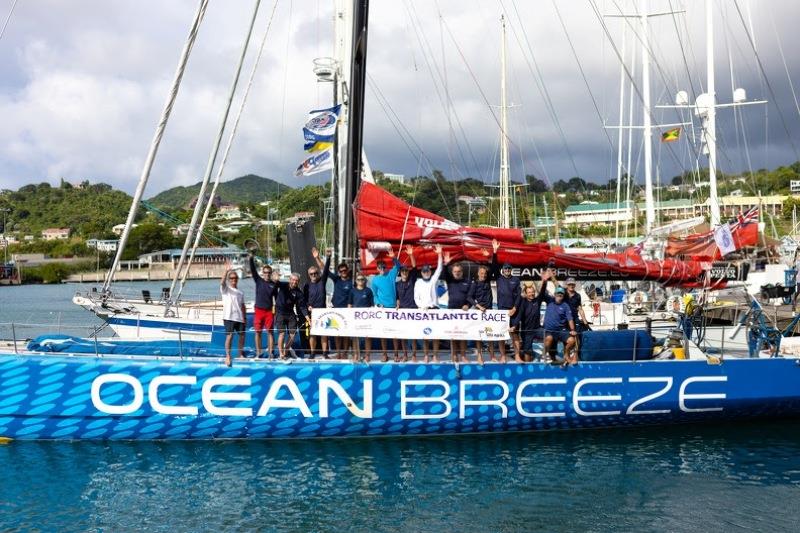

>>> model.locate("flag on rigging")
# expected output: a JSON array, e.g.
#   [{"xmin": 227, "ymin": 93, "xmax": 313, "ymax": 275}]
[
  {"xmin": 661, "ymin": 127, "xmax": 681, "ymax": 142},
  {"xmin": 713, "ymin": 223, "xmax": 737, "ymax": 256},
  {"xmin": 303, "ymin": 127, "xmax": 334, "ymax": 152},
  {"xmin": 295, "ymin": 147, "xmax": 334, "ymax": 177},
  {"xmin": 304, "ymin": 105, "xmax": 340, "ymax": 137}
]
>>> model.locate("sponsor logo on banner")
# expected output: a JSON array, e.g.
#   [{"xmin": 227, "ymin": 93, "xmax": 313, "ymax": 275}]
[{"xmin": 314, "ymin": 310, "xmax": 347, "ymax": 332}]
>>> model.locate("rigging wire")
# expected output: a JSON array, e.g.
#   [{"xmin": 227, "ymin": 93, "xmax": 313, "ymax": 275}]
[
  {"xmin": 732, "ymin": 0, "xmax": 799, "ymax": 160},
  {"xmin": 501, "ymin": 0, "xmax": 583, "ymax": 185},
  {"xmin": 0, "ymin": 0, "xmax": 18, "ymax": 41},
  {"xmin": 277, "ymin": 0, "xmax": 294, "ymax": 163},
  {"xmin": 366, "ymin": 73, "xmax": 457, "ymax": 221}
]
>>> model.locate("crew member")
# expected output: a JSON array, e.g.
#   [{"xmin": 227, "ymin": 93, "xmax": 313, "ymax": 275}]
[
  {"xmin": 329, "ymin": 260, "xmax": 354, "ymax": 359},
  {"xmin": 413, "ymin": 244, "xmax": 443, "ymax": 363},
  {"xmin": 305, "ymin": 247, "xmax": 332, "ymax": 358},
  {"xmin": 442, "ymin": 252, "xmax": 473, "ymax": 363},
  {"xmin": 511, "ymin": 282, "xmax": 546, "ymax": 362},
  {"xmin": 248, "ymin": 253, "xmax": 278, "ymax": 359},
  {"xmin": 467, "ymin": 263, "xmax": 494, "ymax": 364},
  {"xmin": 220, "ymin": 264, "xmax": 247, "ymax": 367},
  {"xmin": 491, "ymin": 239, "xmax": 521, "ymax": 363},
  {"xmin": 348, "ymin": 273, "xmax": 374, "ymax": 363},
  {"xmin": 562, "ymin": 276, "xmax": 588, "ymax": 331},
  {"xmin": 541, "ymin": 272, "xmax": 577, "ymax": 365},
  {"xmin": 274, "ymin": 272, "xmax": 308, "ymax": 360},
  {"xmin": 394, "ymin": 244, "xmax": 418, "ymax": 362},
  {"xmin": 370, "ymin": 247, "xmax": 400, "ymax": 362}
]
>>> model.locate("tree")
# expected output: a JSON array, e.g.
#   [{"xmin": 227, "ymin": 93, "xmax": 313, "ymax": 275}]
[
  {"xmin": 122, "ymin": 223, "xmax": 179, "ymax": 260},
  {"xmin": 526, "ymin": 175, "xmax": 548, "ymax": 193}
]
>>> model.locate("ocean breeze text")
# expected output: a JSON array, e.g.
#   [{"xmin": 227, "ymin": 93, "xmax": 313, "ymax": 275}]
[{"xmin": 91, "ymin": 374, "xmax": 727, "ymax": 419}]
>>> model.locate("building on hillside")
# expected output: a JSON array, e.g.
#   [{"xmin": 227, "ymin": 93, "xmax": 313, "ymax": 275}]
[
  {"xmin": 699, "ymin": 195, "xmax": 786, "ymax": 218},
  {"xmin": 563, "ymin": 201, "xmax": 635, "ymax": 226},
  {"xmin": 791, "ymin": 180, "xmax": 800, "ymax": 194},
  {"xmin": 217, "ymin": 220, "xmax": 253, "ymax": 234},
  {"xmin": 86, "ymin": 239, "xmax": 119, "ymax": 252},
  {"xmin": 214, "ymin": 204, "xmax": 246, "ymax": 221},
  {"xmin": 41, "ymin": 228, "xmax": 70, "ymax": 240},
  {"xmin": 138, "ymin": 247, "xmax": 245, "ymax": 267},
  {"xmin": 112, "ymin": 223, "xmax": 137, "ymax": 236},
  {"xmin": 383, "ymin": 173, "xmax": 407, "ymax": 185},
  {"xmin": 636, "ymin": 199, "xmax": 695, "ymax": 221}
]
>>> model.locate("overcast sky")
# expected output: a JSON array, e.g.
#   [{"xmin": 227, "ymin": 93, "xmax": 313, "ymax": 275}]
[{"xmin": 1, "ymin": 0, "xmax": 799, "ymax": 196}]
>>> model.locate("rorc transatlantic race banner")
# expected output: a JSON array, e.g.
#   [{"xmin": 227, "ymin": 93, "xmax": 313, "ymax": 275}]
[{"xmin": 311, "ymin": 308, "xmax": 510, "ymax": 341}]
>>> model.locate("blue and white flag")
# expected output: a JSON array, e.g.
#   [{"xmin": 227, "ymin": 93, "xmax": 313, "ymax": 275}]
[
  {"xmin": 713, "ymin": 222, "xmax": 737, "ymax": 256},
  {"xmin": 304, "ymin": 104, "xmax": 340, "ymax": 137},
  {"xmin": 303, "ymin": 127, "xmax": 334, "ymax": 152},
  {"xmin": 295, "ymin": 147, "xmax": 334, "ymax": 177}
]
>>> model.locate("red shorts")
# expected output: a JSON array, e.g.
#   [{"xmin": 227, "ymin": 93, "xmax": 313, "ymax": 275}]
[{"xmin": 253, "ymin": 307, "xmax": 274, "ymax": 331}]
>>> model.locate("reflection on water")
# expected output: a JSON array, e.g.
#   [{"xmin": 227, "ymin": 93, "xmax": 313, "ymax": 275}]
[{"xmin": 1, "ymin": 420, "xmax": 799, "ymax": 532}]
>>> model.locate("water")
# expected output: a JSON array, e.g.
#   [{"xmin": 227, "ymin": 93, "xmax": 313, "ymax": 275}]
[{"xmin": 1, "ymin": 283, "xmax": 800, "ymax": 531}]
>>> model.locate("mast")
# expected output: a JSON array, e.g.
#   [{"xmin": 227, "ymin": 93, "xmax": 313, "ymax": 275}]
[
  {"xmin": 499, "ymin": 15, "xmax": 511, "ymax": 229},
  {"xmin": 640, "ymin": 0, "xmax": 655, "ymax": 234},
  {"xmin": 334, "ymin": 0, "xmax": 353, "ymax": 261},
  {"xmin": 705, "ymin": 0, "xmax": 720, "ymax": 226},
  {"xmin": 614, "ymin": 26, "xmax": 627, "ymax": 243},
  {"xmin": 102, "ymin": 0, "xmax": 209, "ymax": 293},
  {"xmin": 341, "ymin": 0, "xmax": 370, "ymax": 264}
]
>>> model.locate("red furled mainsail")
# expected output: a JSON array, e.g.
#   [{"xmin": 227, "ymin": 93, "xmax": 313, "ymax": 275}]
[{"xmin": 353, "ymin": 182, "xmax": 724, "ymax": 286}]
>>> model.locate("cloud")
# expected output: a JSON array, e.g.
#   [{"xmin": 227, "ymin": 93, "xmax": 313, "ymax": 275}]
[{"xmin": 0, "ymin": 0, "xmax": 799, "ymax": 197}]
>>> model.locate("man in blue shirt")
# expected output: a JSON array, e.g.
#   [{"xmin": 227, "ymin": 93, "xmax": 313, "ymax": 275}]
[
  {"xmin": 442, "ymin": 251, "xmax": 473, "ymax": 363},
  {"xmin": 348, "ymin": 273, "xmax": 374, "ymax": 362},
  {"xmin": 274, "ymin": 272, "xmax": 308, "ymax": 360},
  {"xmin": 370, "ymin": 247, "xmax": 400, "ymax": 362},
  {"xmin": 394, "ymin": 245, "xmax": 417, "ymax": 362},
  {"xmin": 491, "ymin": 239, "xmax": 521, "ymax": 363},
  {"xmin": 305, "ymin": 247, "xmax": 331, "ymax": 358},
  {"xmin": 328, "ymin": 259, "xmax": 353, "ymax": 359},
  {"xmin": 248, "ymin": 252, "xmax": 278, "ymax": 358},
  {"xmin": 541, "ymin": 271, "xmax": 578, "ymax": 364}
]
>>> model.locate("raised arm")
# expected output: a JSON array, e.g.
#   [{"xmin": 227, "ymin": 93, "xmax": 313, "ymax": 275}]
[
  {"xmin": 431, "ymin": 245, "xmax": 444, "ymax": 286},
  {"xmin": 311, "ymin": 247, "xmax": 325, "ymax": 270},
  {"xmin": 490, "ymin": 239, "xmax": 500, "ymax": 280},
  {"xmin": 406, "ymin": 245, "xmax": 416, "ymax": 269},
  {"xmin": 249, "ymin": 253, "xmax": 261, "ymax": 282},
  {"xmin": 220, "ymin": 262, "xmax": 230, "ymax": 291},
  {"xmin": 321, "ymin": 249, "xmax": 332, "ymax": 285}
]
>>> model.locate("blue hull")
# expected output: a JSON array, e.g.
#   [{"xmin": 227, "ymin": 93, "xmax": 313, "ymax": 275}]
[{"xmin": 1, "ymin": 353, "xmax": 799, "ymax": 440}]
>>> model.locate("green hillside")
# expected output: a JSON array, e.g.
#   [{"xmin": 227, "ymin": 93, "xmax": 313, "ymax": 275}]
[
  {"xmin": 0, "ymin": 180, "xmax": 134, "ymax": 238},
  {"xmin": 148, "ymin": 174, "xmax": 290, "ymax": 210}
]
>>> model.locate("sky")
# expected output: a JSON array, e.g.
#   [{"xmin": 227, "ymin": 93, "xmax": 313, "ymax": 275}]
[{"xmin": 1, "ymin": 0, "xmax": 799, "ymax": 197}]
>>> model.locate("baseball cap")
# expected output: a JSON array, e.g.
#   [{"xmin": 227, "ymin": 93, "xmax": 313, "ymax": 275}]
[
  {"xmin": 421, "ymin": 264, "xmax": 432, "ymax": 272},
  {"xmin": 555, "ymin": 287, "xmax": 566, "ymax": 295},
  {"xmin": 376, "ymin": 261, "xmax": 386, "ymax": 269},
  {"xmin": 502, "ymin": 263, "xmax": 512, "ymax": 269},
  {"xmin": 565, "ymin": 277, "xmax": 576, "ymax": 285}
]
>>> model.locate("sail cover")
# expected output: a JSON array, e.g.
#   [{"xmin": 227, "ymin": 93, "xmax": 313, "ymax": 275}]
[
  {"xmin": 665, "ymin": 207, "xmax": 760, "ymax": 260},
  {"xmin": 354, "ymin": 182, "xmax": 714, "ymax": 286}
]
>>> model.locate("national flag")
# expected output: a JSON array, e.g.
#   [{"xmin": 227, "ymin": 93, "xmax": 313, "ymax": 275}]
[
  {"xmin": 294, "ymin": 147, "xmax": 334, "ymax": 177},
  {"xmin": 661, "ymin": 127, "xmax": 681, "ymax": 143},
  {"xmin": 304, "ymin": 105, "xmax": 340, "ymax": 137},
  {"xmin": 713, "ymin": 223, "xmax": 737, "ymax": 256}
]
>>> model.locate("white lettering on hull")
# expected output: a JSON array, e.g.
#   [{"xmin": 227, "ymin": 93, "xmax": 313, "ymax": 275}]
[{"xmin": 89, "ymin": 374, "xmax": 729, "ymax": 420}]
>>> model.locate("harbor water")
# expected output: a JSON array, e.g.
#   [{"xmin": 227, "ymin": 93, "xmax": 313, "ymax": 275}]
[{"xmin": 1, "ymin": 282, "xmax": 800, "ymax": 531}]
